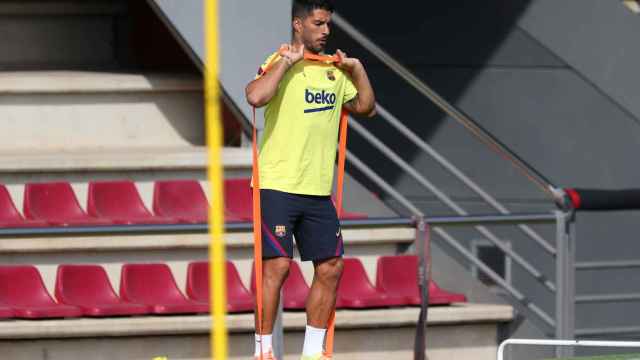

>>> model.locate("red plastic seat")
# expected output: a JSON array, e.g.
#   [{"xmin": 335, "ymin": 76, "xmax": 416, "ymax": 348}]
[
  {"xmin": 0, "ymin": 265, "xmax": 82, "ymax": 319},
  {"xmin": 88, "ymin": 181, "xmax": 178, "ymax": 225},
  {"xmin": 24, "ymin": 182, "xmax": 112, "ymax": 227},
  {"xmin": 153, "ymin": 180, "xmax": 209, "ymax": 223},
  {"xmin": 224, "ymin": 178, "xmax": 252, "ymax": 221},
  {"xmin": 376, "ymin": 255, "xmax": 467, "ymax": 305},
  {"xmin": 332, "ymin": 197, "xmax": 368, "ymax": 220},
  {"xmin": 0, "ymin": 303, "xmax": 13, "ymax": 319},
  {"xmin": 55, "ymin": 265, "xmax": 149, "ymax": 317},
  {"xmin": 336, "ymin": 258, "xmax": 405, "ymax": 309},
  {"xmin": 187, "ymin": 261, "xmax": 254, "ymax": 313},
  {"xmin": 120, "ymin": 263, "xmax": 209, "ymax": 314},
  {"xmin": 0, "ymin": 185, "xmax": 47, "ymax": 228},
  {"xmin": 251, "ymin": 260, "xmax": 310, "ymax": 310}
]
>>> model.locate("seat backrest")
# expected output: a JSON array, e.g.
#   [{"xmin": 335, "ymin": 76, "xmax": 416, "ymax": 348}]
[
  {"xmin": 120, "ymin": 263, "xmax": 186, "ymax": 303},
  {"xmin": 56, "ymin": 265, "xmax": 120, "ymax": 304},
  {"xmin": 153, "ymin": 180, "xmax": 208, "ymax": 220},
  {"xmin": 88, "ymin": 181, "xmax": 152, "ymax": 218},
  {"xmin": 187, "ymin": 261, "xmax": 250, "ymax": 302},
  {"xmin": 340, "ymin": 258, "xmax": 377, "ymax": 293},
  {"xmin": 0, "ymin": 265, "xmax": 57, "ymax": 306},
  {"xmin": 186, "ymin": 261, "xmax": 209, "ymax": 302},
  {"xmin": 282, "ymin": 260, "xmax": 310, "ymax": 298},
  {"xmin": 224, "ymin": 178, "xmax": 252, "ymax": 220},
  {"xmin": 376, "ymin": 255, "xmax": 419, "ymax": 297},
  {"xmin": 23, "ymin": 182, "xmax": 87, "ymax": 221},
  {"xmin": 0, "ymin": 185, "xmax": 24, "ymax": 222}
]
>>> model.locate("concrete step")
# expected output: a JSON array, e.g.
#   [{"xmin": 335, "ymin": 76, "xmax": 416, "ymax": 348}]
[
  {"xmin": 0, "ymin": 1, "xmax": 126, "ymax": 69},
  {"xmin": 0, "ymin": 71, "xmax": 204, "ymax": 150},
  {"xmin": 0, "ymin": 304, "xmax": 514, "ymax": 360},
  {"xmin": 0, "ymin": 147, "xmax": 251, "ymax": 186}
]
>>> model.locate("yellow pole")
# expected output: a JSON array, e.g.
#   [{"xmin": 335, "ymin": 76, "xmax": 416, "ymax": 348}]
[{"xmin": 204, "ymin": 0, "xmax": 227, "ymax": 359}]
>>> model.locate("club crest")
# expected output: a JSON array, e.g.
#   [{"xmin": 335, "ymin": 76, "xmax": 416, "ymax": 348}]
[
  {"xmin": 275, "ymin": 225, "xmax": 286, "ymax": 237},
  {"xmin": 326, "ymin": 70, "xmax": 336, "ymax": 81}
]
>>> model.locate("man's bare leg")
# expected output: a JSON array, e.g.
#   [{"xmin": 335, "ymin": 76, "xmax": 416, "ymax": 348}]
[
  {"xmin": 306, "ymin": 257, "xmax": 344, "ymax": 327},
  {"xmin": 254, "ymin": 257, "xmax": 290, "ymax": 357},
  {"xmin": 256, "ymin": 257, "xmax": 291, "ymax": 333}
]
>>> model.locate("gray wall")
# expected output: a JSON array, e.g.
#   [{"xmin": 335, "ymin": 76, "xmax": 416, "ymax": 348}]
[
  {"xmin": 332, "ymin": 0, "xmax": 640, "ymax": 355},
  {"xmin": 150, "ymin": 0, "xmax": 291, "ymax": 121}
]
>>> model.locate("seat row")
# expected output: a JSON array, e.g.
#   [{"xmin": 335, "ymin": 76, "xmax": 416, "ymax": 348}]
[
  {"xmin": 0, "ymin": 179, "xmax": 367, "ymax": 228},
  {"xmin": 0, "ymin": 256, "xmax": 465, "ymax": 319}
]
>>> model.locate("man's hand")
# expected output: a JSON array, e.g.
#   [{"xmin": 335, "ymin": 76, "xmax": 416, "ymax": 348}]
[
  {"xmin": 336, "ymin": 49, "xmax": 376, "ymax": 117},
  {"xmin": 246, "ymin": 44, "xmax": 304, "ymax": 108},
  {"xmin": 280, "ymin": 43, "xmax": 305, "ymax": 66},
  {"xmin": 335, "ymin": 49, "xmax": 361, "ymax": 73}
]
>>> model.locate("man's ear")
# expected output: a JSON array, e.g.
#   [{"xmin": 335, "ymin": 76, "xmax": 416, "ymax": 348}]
[{"xmin": 292, "ymin": 17, "xmax": 303, "ymax": 34}]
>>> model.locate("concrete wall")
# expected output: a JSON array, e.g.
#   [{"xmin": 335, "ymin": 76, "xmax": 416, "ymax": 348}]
[
  {"xmin": 150, "ymin": 0, "xmax": 291, "ymax": 124},
  {"xmin": 331, "ymin": 0, "xmax": 640, "ymax": 357}
]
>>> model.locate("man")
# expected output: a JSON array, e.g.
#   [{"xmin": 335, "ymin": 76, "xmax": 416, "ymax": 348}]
[{"xmin": 245, "ymin": 0, "xmax": 375, "ymax": 359}]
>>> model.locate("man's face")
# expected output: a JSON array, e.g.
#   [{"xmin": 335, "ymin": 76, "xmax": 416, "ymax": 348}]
[{"xmin": 295, "ymin": 9, "xmax": 332, "ymax": 53}]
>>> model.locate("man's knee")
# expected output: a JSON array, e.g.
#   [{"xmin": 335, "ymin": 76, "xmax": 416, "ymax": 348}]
[
  {"xmin": 263, "ymin": 257, "xmax": 291, "ymax": 284},
  {"xmin": 314, "ymin": 257, "xmax": 344, "ymax": 285}
]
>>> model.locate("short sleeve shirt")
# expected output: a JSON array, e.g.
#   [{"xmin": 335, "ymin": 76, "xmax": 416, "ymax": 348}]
[{"xmin": 254, "ymin": 52, "xmax": 358, "ymax": 196}]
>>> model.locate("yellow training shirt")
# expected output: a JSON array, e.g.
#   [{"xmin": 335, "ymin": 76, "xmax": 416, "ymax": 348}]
[{"xmin": 254, "ymin": 52, "xmax": 358, "ymax": 196}]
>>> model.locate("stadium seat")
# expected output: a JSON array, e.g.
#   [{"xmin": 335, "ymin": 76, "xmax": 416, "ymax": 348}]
[
  {"xmin": 0, "ymin": 265, "xmax": 82, "ymax": 319},
  {"xmin": 224, "ymin": 178, "xmax": 252, "ymax": 221},
  {"xmin": 337, "ymin": 258, "xmax": 405, "ymax": 308},
  {"xmin": 186, "ymin": 261, "xmax": 254, "ymax": 313},
  {"xmin": 153, "ymin": 180, "xmax": 209, "ymax": 223},
  {"xmin": 56, "ymin": 265, "xmax": 149, "ymax": 317},
  {"xmin": 251, "ymin": 260, "xmax": 310, "ymax": 310},
  {"xmin": 376, "ymin": 255, "xmax": 467, "ymax": 305},
  {"xmin": 120, "ymin": 263, "xmax": 209, "ymax": 314},
  {"xmin": 0, "ymin": 184, "xmax": 47, "ymax": 228},
  {"xmin": 0, "ymin": 303, "xmax": 13, "ymax": 319},
  {"xmin": 88, "ymin": 181, "xmax": 178, "ymax": 225},
  {"xmin": 332, "ymin": 197, "xmax": 368, "ymax": 220},
  {"xmin": 23, "ymin": 182, "xmax": 112, "ymax": 227}
]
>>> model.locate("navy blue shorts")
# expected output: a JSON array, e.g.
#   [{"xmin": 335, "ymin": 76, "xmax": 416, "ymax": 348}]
[{"xmin": 260, "ymin": 189, "xmax": 344, "ymax": 262}]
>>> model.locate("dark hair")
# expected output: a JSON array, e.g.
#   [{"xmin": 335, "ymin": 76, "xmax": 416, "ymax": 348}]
[{"xmin": 292, "ymin": 0, "xmax": 334, "ymax": 20}]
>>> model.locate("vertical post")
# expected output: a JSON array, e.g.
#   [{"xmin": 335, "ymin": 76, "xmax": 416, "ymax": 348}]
[
  {"xmin": 555, "ymin": 210, "xmax": 576, "ymax": 358},
  {"xmin": 203, "ymin": 0, "xmax": 227, "ymax": 359},
  {"xmin": 414, "ymin": 216, "xmax": 430, "ymax": 360},
  {"xmin": 272, "ymin": 291, "xmax": 285, "ymax": 359}
]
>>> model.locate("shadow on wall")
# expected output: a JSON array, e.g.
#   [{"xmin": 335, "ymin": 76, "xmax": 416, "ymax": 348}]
[{"xmin": 326, "ymin": 1, "xmax": 539, "ymax": 213}]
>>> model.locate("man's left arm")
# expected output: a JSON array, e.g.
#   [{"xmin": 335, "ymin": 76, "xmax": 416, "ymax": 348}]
[{"xmin": 336, "ymin": 49, "xmax": 376, "ymax": 117}]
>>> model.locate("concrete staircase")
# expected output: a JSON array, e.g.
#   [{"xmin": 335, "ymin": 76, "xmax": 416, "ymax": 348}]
[{"xmin": 0, "ymin": 1, "xmax": 513, "ymax": 359}]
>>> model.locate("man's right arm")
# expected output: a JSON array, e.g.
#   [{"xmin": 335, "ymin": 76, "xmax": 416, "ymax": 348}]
[
  {"xmin": 245, "ymin": 44, "xmax": 304, "ymax": 108},
  {"xmin": 245, "ymin": 57, "xmax": 292, "ymax": 108}
]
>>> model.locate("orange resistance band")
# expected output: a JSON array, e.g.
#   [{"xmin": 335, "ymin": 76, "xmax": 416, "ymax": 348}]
[{"xmin": 252, "ymin": 47, "xmax": 347, "ymax": 359}]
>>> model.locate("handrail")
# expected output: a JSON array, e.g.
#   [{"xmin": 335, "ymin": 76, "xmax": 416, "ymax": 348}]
[
  {"xmin": 374, "ymin": 104, "xmax": 556, "ymax": 256},
  {"xmin": 346, "ymin": 150, "xmax": 557, "ymax": 334},
  {"xmin": 350, "ymin": 116, "xmax": 556, "ymax": 293},
  {"xmin": 332, "ymin": 12, "xmax": 558, "ymax": 199}
]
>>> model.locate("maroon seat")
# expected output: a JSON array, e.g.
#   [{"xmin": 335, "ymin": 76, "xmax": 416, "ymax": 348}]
[
  {"xmin": 224, "ymin": 178, "xmax": 252, "ymax": 222},
  {"xmin": 186, "ymin": 261, "xmax": 254, "ymax": 313},
  {"xmin": 331, "ymin": 197, "xmax": 368, "ymax": 220},
  {"xmin": 88, "ymin": 181, "xmax": 178, "ymax": 225},
  {"xmin": 336, "ymin": 258, "xmax": 405, "ymax": 309},
  {"xmin": 120, "ymin": 263, "xmax": 209, "ymax": 314},
  {"xmin": 153, "ymin": 180, "xmax": 209, "ymax": 223},
  {"xmin": 0, "ymin": 265, "xmax": 82, "ymax": 319},
  {"xmin": 376, "ymin": 255, "xmax": 467, "ymax": 305},
  {"xmin": 0, "ymin": 185, "xmax": 47, "ymax": 228},
  {"xmin": 55, "ymin": 265, "xmax": 149, "ymax": 317},
  {"xmin": 24, "ymin": 182, "xmax": 112, "ymax": 227},
  {"xmin": 251, "ymin": 260, "xmax": 309, "ymax": 310},
  {"xmin": 0, "ymin": 303, "xmax": 13, "ymax": 319}
]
